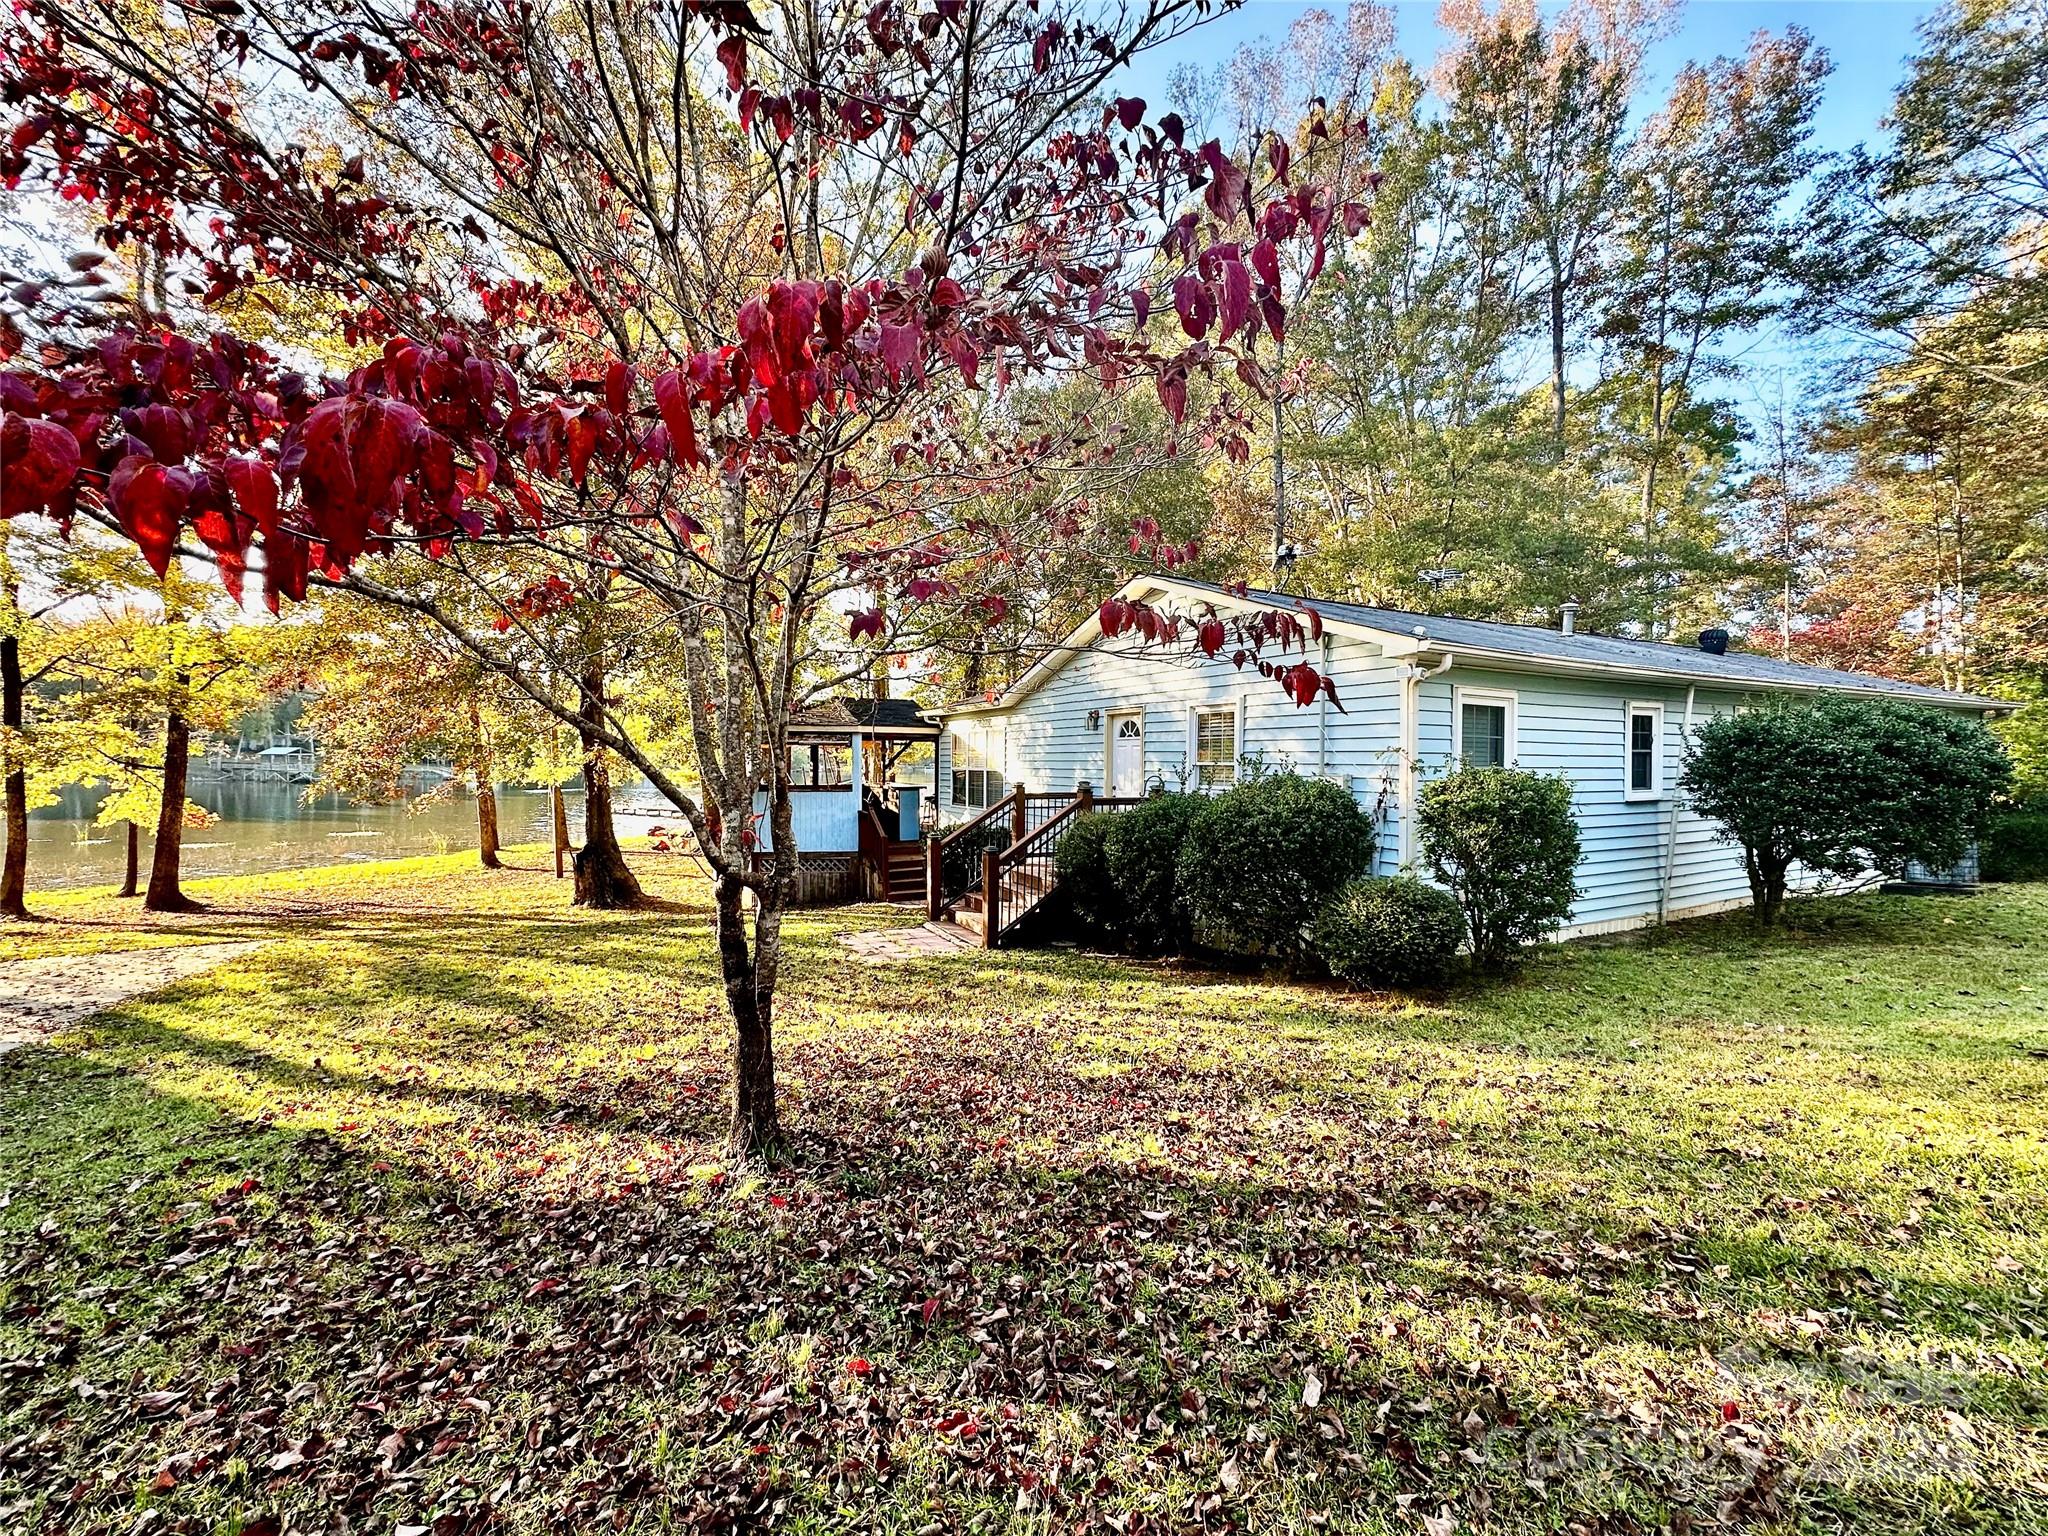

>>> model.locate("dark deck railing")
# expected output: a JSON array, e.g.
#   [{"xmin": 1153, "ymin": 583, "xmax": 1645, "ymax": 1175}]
[{"xmin": 927, "ymin": 784, "xmax": 1145, "ymax": 942}]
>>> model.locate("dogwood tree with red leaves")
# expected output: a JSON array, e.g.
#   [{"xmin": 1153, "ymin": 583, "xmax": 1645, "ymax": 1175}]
[{"xmin": 0, "ymin": 0, "xmax": 1371, "ymax": 1159}]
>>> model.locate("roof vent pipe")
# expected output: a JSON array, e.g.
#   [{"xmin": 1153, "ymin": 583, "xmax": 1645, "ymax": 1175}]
[{"xmin": 1559, "ymin": 599, "xmax": 1580, "ymax": 637}]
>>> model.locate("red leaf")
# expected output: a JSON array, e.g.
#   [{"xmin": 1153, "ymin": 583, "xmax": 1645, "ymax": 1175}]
[
  {"xmin": 653, "ymin": 370, "xmax": 699, "ymax": 467},
  {"xmin": 1199, "ymin": 140, "xmax": 1249, "ymax": 225},
  {"xmin": 565, "ymin": 411, "xmax": 598, "ymax": 484},
  {"xmin": 716, "ymin": 35, "xmax": 747, "ymax": 92},
  {"xmin": 1250, "ymin": 237, "xmax": 1281, "ymax": 291},
  {"xmin": 1097, "ymin": 597, "xmax": 1132, "ymax": 639},
  {"xmin": 0, "ymin": 414, "xmax": 80, "ymax": 517},
  {"xmin": 603, "ymin": 359, "xmax": 632, "ymax": 415},
  {"xmin": 107, "ymin": 455, "xmax": 187, "ymax": 578},
  {"xmin": 1114, "ymin": 96, "xmax": 1145, "ymax": 131},
  {"xmin": 1217, "ymin": 258, "xmax": 1250, "ymax": 343},
  {"xmin": 1172, "ymin": 272, "xmax": 1212, "ymax": 341},
  {"xmin": 877, "ymin": 322, "xmax": 920, "ymax": 381},
  {"xmin": 1155, "ymin": 366, "xmax": 1187, "ymax": 425},
  {"xmin": 223, "ymin": 456, "xmax": 279, "ymax": 540},
  {"xmin": 1196, "ymin": 617, "xmax": 1224, "ymax": 658}
]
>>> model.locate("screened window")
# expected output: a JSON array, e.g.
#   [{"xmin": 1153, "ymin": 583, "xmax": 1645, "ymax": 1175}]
[
  {"xmin": 787, "ymin": 741, "xmax": 851, "ymax": 787},
  {"xmin": 949, "ymin": 727, "xmax": 1005, "ymax": 809},
  {"xmin": 1193, "ymin": 707, "xmax": 1237, "ymax": 788},
  {"xmin": 1625, "ymin": 702, "xmax": 1664, "ymax": 798},
  {"xmin": 1456, "ymin": 694, "xmax": 1512, "ymax": 769}
]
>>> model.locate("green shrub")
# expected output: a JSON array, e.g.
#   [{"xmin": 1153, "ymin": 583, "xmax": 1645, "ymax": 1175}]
[
  {"xmin": 1053, "ymin": 811, "xmax": 1121, "ymax": 942},
  {"xmin": 1102, "ymin": 793, "xmax": 1204, "ymax": 954},
  {"xmin": 1679, "ymin": 698, "xmax": 2012, "ymax": 923},
  {"xmin": 1176, "ymin": 773, "xmax": 1376, "ymax": 963},
  {"xmin": 1415, "ymin": 767, "xmax": 1580, "ymax": 971},
  {"xmin": 1985, "ymin": 807, "xmax": 2048, "ymax": 883},
  {"xmin": 1313, "ymin": 877, "xmax": 1467, "ymax": 988}
]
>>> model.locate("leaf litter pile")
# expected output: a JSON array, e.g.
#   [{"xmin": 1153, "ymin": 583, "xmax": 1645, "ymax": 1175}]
[{"xmin": 1, "ymin": 863, "xmax": 2045, "ymax": 1534}]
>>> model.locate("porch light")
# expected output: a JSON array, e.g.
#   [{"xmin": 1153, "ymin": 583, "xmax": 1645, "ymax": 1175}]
[{"xmin": 1086, "ymin": 708, "xmax": 1101, "ymax": 730}]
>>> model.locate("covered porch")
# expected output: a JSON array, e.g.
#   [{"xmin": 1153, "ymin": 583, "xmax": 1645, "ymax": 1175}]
[{"xmin": 751, "ymin": 698, "xmax": 938, "ymax": 903}]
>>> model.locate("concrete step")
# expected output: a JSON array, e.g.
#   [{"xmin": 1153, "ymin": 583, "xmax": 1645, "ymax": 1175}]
[{"xmin": 953, "ymin": 908, "xmax": 986, "ymax": 938}]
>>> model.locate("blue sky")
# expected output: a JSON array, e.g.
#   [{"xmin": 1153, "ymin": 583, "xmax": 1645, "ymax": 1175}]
[
  {"xmin": 1128, "ymin": 1, "xmax": 1933, "ymax": 160},
  {"xmin": 1121, "ymin": 2, "xmax": 1938, "ymax": 418}
]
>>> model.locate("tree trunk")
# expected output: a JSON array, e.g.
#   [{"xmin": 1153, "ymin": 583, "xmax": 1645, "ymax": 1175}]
[
  {"xmin": 477, "ymin": 782, "xmax": 502, "ymax": 869},
  {"xmin": 471, "ymin": 698, "xmax": 501, "ymax": 870},
  {"xmin": 145, "ymin": 689, "xmax": 199, "ymax": 912},
  {"xmin": 0, "ymin": 625, "xmax": 30, "ymax": 921},
  {"xmin": 1548, "ymin": 273, "xmax": 1567, "ymax": 454},
  {"xmin": 1744, "ymin": 847, "xmax": 1788, "ymax": 928},
  {"xmin": 715, "ymin": 870, "xmax": 782, "ymax": 1161},
  {"xmin": 118, "ymin": 821, "xmax": 140, "ymax": 898},
  {"xmin": 572, "ymin": 661, "xmax": 644, "ymax": 909}
]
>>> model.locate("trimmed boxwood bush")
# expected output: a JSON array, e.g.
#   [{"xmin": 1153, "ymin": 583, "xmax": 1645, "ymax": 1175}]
[
  {"xmin": 1985, "ymin": 807, "xmax": 2048, "ymax": 883},
  {"xmin": 1102, "ymin": 793, "xmax": 1204, "ymax": 954},
  {"xmin": 1416, "ymin": 766, "xmax": 1580, "ymax": 972},
  {"xmin": 1054, "ymin": 811, "xmax": 1121, "ymax": 943},
  {"xmin": 1176, "ymin": 773, "xmax": 1376, "ymax": 963},
  {"xmin": 1314, "ymin": 877, "xmax": 1467, "ymax": 988}
]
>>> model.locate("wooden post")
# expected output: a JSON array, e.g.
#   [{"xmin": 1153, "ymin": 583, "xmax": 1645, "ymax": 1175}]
[
  {"xmin": 551, "ymin": 784, "xmax": 569, "ymax": 878},
  {"xmin": 926, "ymin": 832, "xmax": 943, "ymax": 921},
  {"xmin": 1075, "ymin": 782, "xmax": 1093, "ymax": 812},
  {"xmin": 1009, "ymin": 782, "xmax": 1027, "ymax": 843},
  {"xmin": 980, "ymin": 847, "xmax": 999, "ymax": 948}
]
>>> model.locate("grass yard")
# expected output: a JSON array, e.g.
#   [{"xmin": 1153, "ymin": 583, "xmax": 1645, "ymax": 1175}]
[{"xmin": 1, "ymin": 852, "xmax": 2045, "ymax": 1535}]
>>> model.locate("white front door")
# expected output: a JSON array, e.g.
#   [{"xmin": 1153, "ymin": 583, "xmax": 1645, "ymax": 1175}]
[{"xmin": 1108, "ymin": 711, "xmax": 1145, "ymax": 797}]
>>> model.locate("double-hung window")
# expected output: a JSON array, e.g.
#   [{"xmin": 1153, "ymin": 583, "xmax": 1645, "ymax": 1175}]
[
  {"xmin": 1452, "ymin": 687, "xmax": 1516, "ymax": 769},
  {"xmin": 1192, "ymin": 706, "xmax": 1238, "ymax": 789},
  {"xmin": 1624, "ymin": 701, "xmax": 1664, "ymax": 799},
  {"xmin": 949, "ymin": 725, "xmax": 1005, "ymax": 809}
]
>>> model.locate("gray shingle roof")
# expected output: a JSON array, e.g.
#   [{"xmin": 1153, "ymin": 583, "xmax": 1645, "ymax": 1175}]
[{"xmin": 1163, "ymin": 577, "xmax": 2007, "ymax": 711}]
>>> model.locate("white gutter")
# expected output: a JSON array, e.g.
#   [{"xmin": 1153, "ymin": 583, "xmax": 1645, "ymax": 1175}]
[{"xmin": 1658, "ymin": 685, "xmax": 1697, "ymax": 924}]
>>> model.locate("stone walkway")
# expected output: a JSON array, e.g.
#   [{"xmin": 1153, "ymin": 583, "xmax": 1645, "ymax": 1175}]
[
  {"xmin": 0, "ymin": 941, "xmax": 271, "ymax": 1054},
  {"xmin": 837, "ymin": 921, "xmax": 981, "ymax": 963}
]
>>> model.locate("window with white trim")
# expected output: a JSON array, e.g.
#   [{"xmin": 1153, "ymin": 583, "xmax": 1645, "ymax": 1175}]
[
  {"xmin": 1452, "ymin": 686, "xmax": 1516, "ymax": 769},
  {"xmin": 1192, "ymin": 706, "xmax": 1238, "ymax": 788},
  {"xmin": 949, "ymin": 725, "xmax": 1005, "ymax": 809},
  {"xmin": 1625, "ymin": 701, "xmax": 1664, "ymax": 799}
]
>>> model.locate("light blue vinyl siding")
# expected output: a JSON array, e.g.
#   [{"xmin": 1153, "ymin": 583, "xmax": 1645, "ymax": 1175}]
[
  {"xmin": 942, "ymin": 640, "xmax": 1989, "ymax": 934},
  {"xmin": 1417, "ymin": 668, "xmax": 1778, "ymax": 929},
  {"xmin": 937, "ymin": 635, "xmax": 1407, "ymax": 858}
]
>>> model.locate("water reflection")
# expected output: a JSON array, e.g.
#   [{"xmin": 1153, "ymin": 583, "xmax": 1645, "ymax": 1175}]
[{"xmin": 30, "ymin": 777, "xmax": 672, "ymax": 891}]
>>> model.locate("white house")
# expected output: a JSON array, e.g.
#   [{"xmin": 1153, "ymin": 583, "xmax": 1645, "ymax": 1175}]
[{"xmin": 928, "ymin": 575, "xmax": 2010, "ymax": 940}]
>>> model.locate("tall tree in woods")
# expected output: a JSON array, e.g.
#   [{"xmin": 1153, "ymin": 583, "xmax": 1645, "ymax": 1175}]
[
  {"xmin": 0, "ymin": 0, "xmax": 1364, "ymax": 1157},
  {"xmin": 1602, "ymin": 28, "xmax": 1827, "ymax": 635},
  {"xmin": 1167, "ymin": 4, "xmax": 1390, "ymax": 570},
  {"xmin": 1440, "ymin": 0, "xmax": 1663, "ymax": 457},
  {"xmin": 1800, "ymin": 0, "xmax": 2048, "ymax": 398},
  {"xmin": 1788, "ymin": 0, "xmax": 2046, "ymax": 780}
]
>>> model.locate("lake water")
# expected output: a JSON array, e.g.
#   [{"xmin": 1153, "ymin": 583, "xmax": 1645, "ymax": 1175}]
[{"xmin": 28, "ymin": 777, "xmax": 677, "ymax": 892}]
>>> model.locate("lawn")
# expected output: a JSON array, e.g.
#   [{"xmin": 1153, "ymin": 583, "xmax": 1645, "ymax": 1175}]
[{"xmin": 1, "ymin": 852, "xmax": 2045, "ymax": 1535}]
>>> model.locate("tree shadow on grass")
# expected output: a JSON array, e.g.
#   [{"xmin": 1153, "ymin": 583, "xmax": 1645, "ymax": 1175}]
[{"xmin": 6, "ymin": 1031, "xmax": 2042, "ymax": 1535}]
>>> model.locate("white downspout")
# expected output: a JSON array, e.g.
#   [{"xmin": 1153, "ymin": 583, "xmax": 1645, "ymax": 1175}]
[
  {"xmin": 1316, "ymin": 633, "xmax": 1331, "ymax": 778},
  {"xmin": 1658, "ymin": 685, "xmax": 1696, "ymax": 924},
  {"xmin": 1397, "ymin": 650, "xmax": 1455, "ymax": 870}
]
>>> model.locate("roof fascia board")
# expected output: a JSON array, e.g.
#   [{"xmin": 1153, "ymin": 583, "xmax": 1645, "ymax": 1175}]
[{"xmin": 1376, "ymin": 636, "xmax": 2005, "ymax": 711}]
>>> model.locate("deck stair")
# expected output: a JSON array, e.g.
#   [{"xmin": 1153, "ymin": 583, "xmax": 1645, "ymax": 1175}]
[{"xmin": 927, "ymin": 785, "xmax": 1144, "ymax": 947}]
